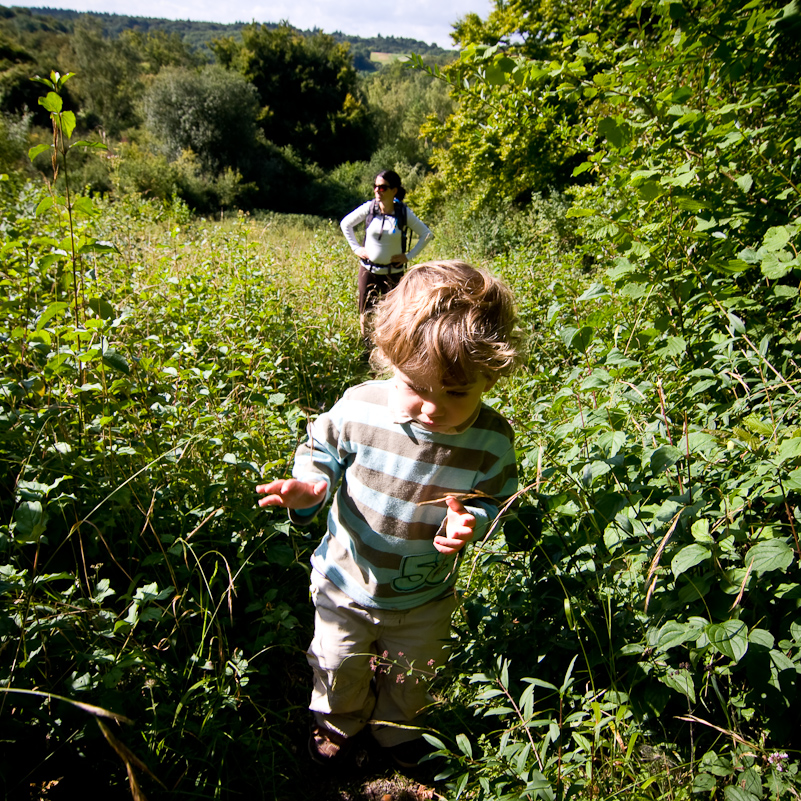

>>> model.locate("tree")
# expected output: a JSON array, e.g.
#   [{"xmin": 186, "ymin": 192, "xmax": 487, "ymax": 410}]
[
  {"xmin": 120, "ymin": 29, "xmax": 204, "ymax": 73},
  {"xmin": 67, "ymin": 18, "xmax": 142, "ymax": 135},
  {"xmin": 414, "ymin": 0, "xmax": 801, "ymax": 786},
  {"xmin": 212, "ymin": 23, "xmax": 373, "ymax": 168},
  {"xmin": 143, "ymin": 64, "xmax": 261, "ymax": 174},
  {"xmin": 361, "ymin": 60, "xmax": 454, "ymax": 166}
]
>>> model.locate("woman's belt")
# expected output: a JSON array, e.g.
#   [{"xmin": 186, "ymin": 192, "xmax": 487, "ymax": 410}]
[{"xmin": 361, "ymin": 258, "xmax": 406, "ymax": 275}]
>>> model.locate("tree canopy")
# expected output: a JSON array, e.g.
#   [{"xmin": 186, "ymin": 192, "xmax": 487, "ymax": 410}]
[
  {"xmin": 212, "ymin": 23, "xmax": 373, "ymax": 168},
  {"xmin": 143, "ymin": 64, "xmax": 261, "ymax": 173}
]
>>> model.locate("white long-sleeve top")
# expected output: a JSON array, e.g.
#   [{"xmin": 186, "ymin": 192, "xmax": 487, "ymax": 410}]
[{"xmin": 340, "ymin": 200, "xmax": 433, "ymax": 271}]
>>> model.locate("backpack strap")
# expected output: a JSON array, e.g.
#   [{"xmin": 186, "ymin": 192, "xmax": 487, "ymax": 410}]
[
  {"xmin": 394, "ymin": 199, "xmax": 409, "ymax": 253},
  {"xmin": 364, "ymin": 199, "xmax": 380, "ymax": 236}
]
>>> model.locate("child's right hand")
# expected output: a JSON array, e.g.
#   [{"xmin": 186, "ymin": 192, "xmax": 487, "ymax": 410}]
[{"xmin": 256, "ymin": 478, "xmax": 327, "ymax": 509}]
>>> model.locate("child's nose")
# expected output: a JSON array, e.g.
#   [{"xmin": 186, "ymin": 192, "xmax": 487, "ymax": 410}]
[{"xmin": 421, "ymin": 399, "xmax": 439, "ymax": 415}]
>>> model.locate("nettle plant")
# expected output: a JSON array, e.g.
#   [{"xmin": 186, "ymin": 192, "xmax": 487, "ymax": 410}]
[
  {"xmin": 0, "ymin": 75, "xmax": 365, "ymax": 797},
  {"xmin": 417, "ymin": 2, "xmax": 801, "ymax": 799}
]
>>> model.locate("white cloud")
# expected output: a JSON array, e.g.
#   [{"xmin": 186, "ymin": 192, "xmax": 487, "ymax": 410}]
[{"xmin": 14, "ymin": 0, "xmax": 493, "ymax": 48}]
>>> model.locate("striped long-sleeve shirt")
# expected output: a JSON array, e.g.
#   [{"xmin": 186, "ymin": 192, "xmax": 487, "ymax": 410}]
[{"xmin": 289, "ymin": 380, "xmax": 517, "ymax": 610}]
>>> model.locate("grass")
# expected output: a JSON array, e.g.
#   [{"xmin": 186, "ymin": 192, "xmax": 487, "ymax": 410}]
[{"xmin": 3, "ymin": 185, "xmax": 800, "ymax": 801}]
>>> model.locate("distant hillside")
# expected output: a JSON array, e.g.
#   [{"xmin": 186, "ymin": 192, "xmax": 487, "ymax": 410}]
[{"xmin": 5, "ymin": 6, "xmax": 456, "ymax": 67}]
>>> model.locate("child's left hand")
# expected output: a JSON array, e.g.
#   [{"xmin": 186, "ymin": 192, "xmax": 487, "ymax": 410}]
[{"xmin": 434, "ymin": 496, "xmax": 476, "ymax": 555}]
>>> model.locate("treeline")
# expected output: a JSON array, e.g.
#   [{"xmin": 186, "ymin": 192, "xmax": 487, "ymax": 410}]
[
  {"xmin": 7, "ymin": 6, "xmax": 456, "ymax": 66},
  {"xmin": 0, "ymin": 5, "xmax": 455, "ymax": 214}
]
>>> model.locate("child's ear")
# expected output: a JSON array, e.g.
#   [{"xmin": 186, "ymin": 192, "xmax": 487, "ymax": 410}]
[{"xmin": 484, "ymin": 374, "xmax": 499, "ymax": 391}]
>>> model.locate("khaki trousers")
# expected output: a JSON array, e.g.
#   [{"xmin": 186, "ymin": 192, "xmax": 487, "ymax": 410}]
[{"xmin": 307, "ymin": 569, "xmax": 457, "ymax": 747}]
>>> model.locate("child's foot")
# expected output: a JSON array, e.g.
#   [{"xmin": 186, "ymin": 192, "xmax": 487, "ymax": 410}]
[{"xmin": 308, "ymin": 725, "xmax": 351, "ymax": 765}]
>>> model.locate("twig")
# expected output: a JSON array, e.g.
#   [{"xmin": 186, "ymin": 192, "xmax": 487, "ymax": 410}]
[{"xmin": 644, "ymin": 511, "xmax": 682, "ymax": 611}]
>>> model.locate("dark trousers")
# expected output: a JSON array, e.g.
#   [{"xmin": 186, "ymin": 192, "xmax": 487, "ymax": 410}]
[{"xmin": 358, "ymin": 264, "xmax": 405, "ymax": 317}]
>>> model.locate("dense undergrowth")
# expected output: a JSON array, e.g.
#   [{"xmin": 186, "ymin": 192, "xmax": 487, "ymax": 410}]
[
  {"xmin": 2, "ymin": 180, "xmax": 800, "ymax": 800},
  {"xmin": 3, "ymin": 18, "xmax": 801, "ymax": 797}
]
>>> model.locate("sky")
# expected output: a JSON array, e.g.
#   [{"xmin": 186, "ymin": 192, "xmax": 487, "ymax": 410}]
[{"xmin": 15, "ymin": 0, "xmax": 494, "ymax": 48}]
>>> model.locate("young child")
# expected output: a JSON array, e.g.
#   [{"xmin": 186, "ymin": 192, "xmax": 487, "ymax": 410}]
[{"xmin": 256, "ymin": 260, "xmax": 523, "ymax": 768}]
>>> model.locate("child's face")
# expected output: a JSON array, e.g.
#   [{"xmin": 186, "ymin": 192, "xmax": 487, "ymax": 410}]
[{"xmin": 393, "ymin": 364, "xmax": 496, "ymax": 432}]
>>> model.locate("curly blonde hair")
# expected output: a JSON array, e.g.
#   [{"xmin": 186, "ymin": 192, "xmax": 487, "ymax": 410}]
[{"xmin": 370, "ymin": 260, "xmax": 524, "ymax": 384}]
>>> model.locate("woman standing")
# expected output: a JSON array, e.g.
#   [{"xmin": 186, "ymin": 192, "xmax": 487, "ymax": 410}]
[{"xmin": 341, "ymin": 170, "xmax": 433, "ymax": 334}]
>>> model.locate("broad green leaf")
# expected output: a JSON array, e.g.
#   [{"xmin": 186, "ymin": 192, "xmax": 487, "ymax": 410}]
[
  {"xmin": 14, "ymin": 500, "xmax": 48, "ymax": 541},
  {"xmin": 762, "ymin": 226, "xmax": 791, "ymax": 251},
  {"xmin": 745, "ymin": 539, "xmax": 794, "ymax": 573},
  {"xmin": 761, "ymin": 252, "xmax": 795, "ymax": 279},
  {"xmin": 742, "ymin": 415, "xmax": 773, "ymax": 437},
  {"xmin": 656, "ymin": 619, "xmax": 704, "ymax": 651},
  {"xmin": 484, "ymin": 60, "xmax": 509, "ymax": 85},
  {"xmin": 691, "ymin": 518, "xmax": 712, "ymax": 542},
  {"xmin": 637, "ymin": 180, "xmax": 661, "ymax": 201},
  {"xmin": 660, "ymin": 668, "xmax": 695, "ymax": 702},
  {"xmin": 596, "ymin": 431, "xmax": 627, "ymax": 459},
  {"xmin": 675, "ymin": 195, "xmax": 707, "ymax": 212},
  {"xmin": 678, "ymin": 573, "xmax": 711, "ymax": 603},
  {"xmin": 577, "ymin": 282, "xmax": 609, "ymax": 301},
  {"xmin": 605, "ymin": 348, "xmax": 639, "ymax": 369},
  {"xmin": 663, "ymin": 167, "xmax": 696, "ymax": 188},
  {"xmin": 671, "ymin": 543, "xmax": 711, "ymax": 577},
  {"xmin": 28, "ymin": 143, "xmax": 51, "ymax": 161},
  {"xmin": 569, "ymin": 326, "xmax": 594, "ymax": 353},
  {"xmin": 724, "ymin": 786, "xmax": 757, "ymax": 801},
  {"xmin": 83, "ymin": 240, "xmax": 118, "ymax": 254},
  {"xmin": 72, "ymin": 196, "xmax": 96, "ymax": 216},
  {"xmin": 620, "ymin": 281, "xmax": 650, "ymax": 298},
  {"xmin": 71, "ymin": 139, "xmax": 108, "ymax": 150},
  {"xmin": 598, "ymin": 116, "xmax": 630, "ymax": 148},
  {"xmin": 777, "ymin": 435, "xmax": 801, "ymax": 463},
  {"xmin": 785, "ymin": 467, "xmax": 801, "ymax": 490},
  {"xmin": 39, "ymin": 91, "xmax": 62, "ymax": 113},
  {"xmin": 748, "ymin": 628, "xmax": 774, "ymax": 649},
  {"xmin": 769, "ymin": 649, "xmax": 795, "ymax": 672},
  {"xmin": 133, "ymin": 582, "xmax": 173, "ymax": 603},
  {"xmin": 706, "ymin": 620, "xmax": 748, "ymax": 662},
  {"xmin": 727, "ymin": 313, "xmax": 745, "ymax": 334},
  {"xmin": 455, "ymin": 733, "xmax": 473, "ymax": 758},
  {"xmin": 581, "ymin": 369, "xmax": 611, "ymax": 390},
  {"xmin": 88, "ymin": 297, "xmax": 115, "ymax": 320},
  {"xmin": 35, "ymin": 196, "xmax": 55, "ymax": 216},
  {"xmin": 701, "ymin": 751, "xmax": 734, "ymax": 777},
  {"xmin": 102, "ymin": 350, "xmax": 130, "ymax": 375},
  {"xmin": 654, "ymin": 336, "xmax": 687, "ymax": 358},
  {"xmin": 695, "ymin": 215, "xmax": 718, "ymax": 232},
  {"xmin": 650, "ymin": 445, "xmax": 683, "ymax": 474},
  {"xmin": 605, "ymin": 257, "xmax": 635, "ymax": 280},
  {"xmin": 60, "ymin": 110, "xmax": 76, "ymax": 138},
  {"xmin": 36, "ymin": 301, "xmax": 69, "ymax": 330},
  {"xmin": 692, "ymin": 774, "xmax": 717, "ymax": 793}
]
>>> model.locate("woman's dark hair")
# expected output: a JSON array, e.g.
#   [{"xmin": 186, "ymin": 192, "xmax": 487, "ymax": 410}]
[{"xmin": 376, "ymin": 169, "xmax": 406, "ymax": 202}]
